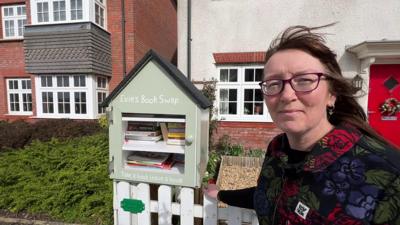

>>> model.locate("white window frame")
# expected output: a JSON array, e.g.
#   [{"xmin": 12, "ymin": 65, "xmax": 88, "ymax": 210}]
[
  {"xmin": 70, "ymin": 0, "xmax": 83, "ymax": 21},
  {"xmin": 6, "ymin": 78, "xmax": 33, "ymax": 115},
  {"xmin": 1, "ymin": 5, "xmax": 27, "ymax": 39},
  {"xmin": 35, "ymin": 74, "xmax": 94, "ymax": 119},
  {"xmin": 94, "ymin": 0, "xmax": 106, "ymax": 28},
  {"xmin": 216, "ymin": 65, "xmax": 272, "ymax": 122},
  {"xmin": 96, "ymin": 75, "xmax": 108, "ymax": 115},
  {"xmin": 30, "ymin": 0, "xmax": 90, "ymax": 24}
]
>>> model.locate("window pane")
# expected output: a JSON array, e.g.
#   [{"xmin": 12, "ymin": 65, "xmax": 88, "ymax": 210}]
[
  {"xmin": 255, "ymin": 69, "xmax": 263, "ymax": 81},
  {"xmin": 22, "ymin": 93, "xmax": 32, "ymax": 112},
  {"xmin": 78, "ymin": 0, "xmax": 83, "ymax": 9},
  {"xmin": 228, "ymin": 103, "xmax": 237, "ymax": 114},
  {"xmin": 228, "ymin": 89, "xmax": 237, "ymax": 101},
  {"xmin": 100, "ymin": 8, "xmax": 104, "ymax": 27},
  {"xmin": 229, "ymin": 69, "xmax": 238, "ymax": 82},
  {"xmin": 244, "ymin": 89, "xmax": 253, "ymax": 101},
  {"xmin": 245, "ymin": 69, "xmax": 254, "ymax": 82},
  {"xmin": 254, "ymin": 103, "xmax": 263, "ymax": 115},
  {"xmin": 75, "ymin": 92, "xmax": 87, "ymax": 114},
  {"xmin": 244, "ymin": 103, "xmax": 253, "ymax": 115},
  {"xmin": 95, "ymin": 4, "xmax": 100, "ymax": 24},
  {"xmin": 42, "ymin": 92, "xmax": 54, "ymax": 113},
  {"xmin": 219, "ymin": 102, "xmax": 228, "ymax": 114},
  {"xmin": 27, "ymin": 80, "xmax": 31, "ymax": 89},
  {"xmin": 255, "ymin": 89, "xmax": 263, "ymax": 101},
  {"xmin": 220, "ymin": 89, "xmax": 228, "ymax": 101},
  {"xmin": 220, "ymin": 69, "xmax": 228, "ymax": 82},
  {"xmin": 57, "ymin": 76, "xmax": 69, "ymax": 87},
  {"xmin": 8, "ymin": 8, "xmax": 14, "ymax": 16},
  {"xmin": 74, "ymin": 75, "xmax": 85, "ymax": 87}
]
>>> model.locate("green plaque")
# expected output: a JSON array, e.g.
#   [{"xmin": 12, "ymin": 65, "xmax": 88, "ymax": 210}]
[{"xmin": 120, "ymin": 198, "xmax": 145, "ymax": 214}]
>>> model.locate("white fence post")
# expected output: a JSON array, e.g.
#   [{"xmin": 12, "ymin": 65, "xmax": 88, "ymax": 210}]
[
  {"xmin": 137, "ymin": 183, "xmax": 151, "ymax": 225},
  {"xmin": 116, "ymin": 181, "xmax": 131, "ymax": 225},
  {"xmin": 227, "ymin": 206, "xmax": 242, "ymax": 225},
  {"xmin": 114, "ymin": 181, "xmax": 259, "ymax": 225},
  {"xmin": 203, "ymin": 194, "xmax": 218, "ymax": 225},
  {"xmin": 158, "ymin": 185, "xmax": 173, "ymax": 225},
  {"xmin": 180, "ymin": 187, "xmax": 194, "ymax": 225}
]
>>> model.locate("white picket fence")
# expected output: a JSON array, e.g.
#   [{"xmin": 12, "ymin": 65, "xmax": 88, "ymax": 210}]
[{"xmin": 114, "ymin": 181, "xmax": 259, "ymax": 225}]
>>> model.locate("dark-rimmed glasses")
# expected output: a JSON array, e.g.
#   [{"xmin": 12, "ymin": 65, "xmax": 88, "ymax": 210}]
[{"xmin": 259, "ymin": 73, "xmax": 329, "ymax": 96}]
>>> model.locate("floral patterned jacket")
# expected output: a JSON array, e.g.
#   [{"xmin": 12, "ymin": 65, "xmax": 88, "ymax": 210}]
[{"xmin": 254, "ymin": 123, "xmax": 400, "ymax": 225}]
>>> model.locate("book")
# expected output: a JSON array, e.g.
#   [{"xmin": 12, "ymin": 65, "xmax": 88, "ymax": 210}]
[
  {"xmin": 160, "ymin": 122, "xmax": 169, "ymax": 141},
  {"xmin": 125, "ymin": 135, "xmax": 162, "ymax": 142},
  {"xmin": 125, "ymin": 130, "xmax": 161, "ymax": 137},
  {"xmin": 127, "ymin": 159, "xmax": 174, "ymax": 170},
  {"xmin": 166, "ymin": 138, "xmax": 185, "ymax": 146},
  {"xmin": 167, "ymin": 132, "xmax": 185, "ymax": 138},
  {"xmin": 167, "ymin": 122, "xmax": 185, "ymax": 129},
  {"xmin": 127, "ymin": 121, "xmax": 160, "ymax": 132},
  {"xmin": 126, "ymin": 152, "xmax": 170, "ymax": 165},
  {"xmin": 168, "ymin": 128, "xmax": 185, "ymax": 133}
]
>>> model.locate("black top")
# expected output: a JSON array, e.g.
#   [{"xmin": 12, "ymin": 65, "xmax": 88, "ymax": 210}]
[{"xmin": 217, "ymin": 148, "xmax": 309, "ymax": 209}]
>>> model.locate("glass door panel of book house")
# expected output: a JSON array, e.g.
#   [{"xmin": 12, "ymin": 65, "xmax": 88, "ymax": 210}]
[{"xmin": 121, "ymin": 113, "xmax": 187, "ymax": 176}]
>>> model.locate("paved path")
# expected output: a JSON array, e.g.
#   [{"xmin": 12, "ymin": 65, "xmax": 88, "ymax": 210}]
[{"xmin": 0, "ymin": 217, "xmax": 81, "ymax": 225}]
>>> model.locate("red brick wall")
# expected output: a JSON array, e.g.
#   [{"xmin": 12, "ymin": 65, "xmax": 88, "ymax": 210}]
[
  {"xmin": 0, "ymin": 41, "xmax": 30, "ymax": 119},
  {"xmin": 108, "ymin": 0, "xmax": 177, "ymax": 90},
  {"xmin": 0, "ymin": 0, "xmax": 32, "ymax": 120},
  {"xmin": 132, "ymin": 0, "xmax": 177, "ymax": 68},
  {"xmin": 212, "ymin": 121, "xmax": 282, "ymax": 150}
]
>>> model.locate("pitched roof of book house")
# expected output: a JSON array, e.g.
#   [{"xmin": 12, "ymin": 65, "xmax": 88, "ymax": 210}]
[{"xmin": 101, "ymin": 49, "xmax": 212, "ymax": 109}]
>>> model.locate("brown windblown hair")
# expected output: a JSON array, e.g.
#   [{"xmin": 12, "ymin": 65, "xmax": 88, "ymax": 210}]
[{"xmin": 265, "ymin": 24, "xmax": 392, "ymax": 146}]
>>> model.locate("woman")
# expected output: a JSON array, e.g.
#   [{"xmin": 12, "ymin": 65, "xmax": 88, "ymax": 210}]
[{"xmin": 205, "ymin": 25, "xmax": 400, "ymax": 224}]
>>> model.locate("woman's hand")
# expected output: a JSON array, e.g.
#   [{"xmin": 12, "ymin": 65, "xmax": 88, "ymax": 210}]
[{"xmin": 203, "ymin": 182, "xmax": 219, "ymax": 200}]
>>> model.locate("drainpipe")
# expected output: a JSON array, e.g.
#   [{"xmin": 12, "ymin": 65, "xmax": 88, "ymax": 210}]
[
  {"xmin": 187, "ymin": 0, "xmax": 192, "ymax": 80},
  {"xmin": 121, "ymin": 0, "xmax": 127, "ymax": 77}
]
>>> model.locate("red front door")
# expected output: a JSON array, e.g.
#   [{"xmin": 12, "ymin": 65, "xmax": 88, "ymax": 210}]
[{"xmin": 368, "ymin": 64, "xmax": 400, "ymax": 148}]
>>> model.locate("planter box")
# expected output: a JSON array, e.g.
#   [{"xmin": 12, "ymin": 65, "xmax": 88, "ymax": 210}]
[{"xmin": 216, "ymin": 156, "xmax": 263, "ymax": 207}]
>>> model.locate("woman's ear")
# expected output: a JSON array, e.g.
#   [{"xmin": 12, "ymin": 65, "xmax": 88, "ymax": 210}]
[{"xmin": 328, "ymin": 94, "xmax": 336, "ymax": 107}]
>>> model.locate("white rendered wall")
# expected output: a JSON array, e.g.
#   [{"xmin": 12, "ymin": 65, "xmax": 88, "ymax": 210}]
[{"xmin": 178, "ymin": 0, "xmax": 400, "ymax": 110}]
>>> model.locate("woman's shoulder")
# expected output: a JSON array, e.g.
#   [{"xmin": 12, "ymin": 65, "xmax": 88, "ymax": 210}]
[{"xmin": 354, "ymin": 135, "xmax": 400, "ymax": 173}]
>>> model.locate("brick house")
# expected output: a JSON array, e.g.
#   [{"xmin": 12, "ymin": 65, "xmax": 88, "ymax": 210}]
[
  {"xmin": 0, "ymin": 0, "xmax": 177, "ymax": 121},
  {"xmin": 177, "ymin": 0, "xmax": 400, "ymax": 149}
]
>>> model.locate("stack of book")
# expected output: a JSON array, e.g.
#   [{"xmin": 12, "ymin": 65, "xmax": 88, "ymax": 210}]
[
  {"xmin": 125, "ymin": 121, "xmax": 162, "ymax": 143},
  {"xmin": 126, "ymin": 152, "xmax": 173, "ymax": 169},
  {"xmin": 166, "ymin": 122, "xmax": 185, "ymax": 145}
]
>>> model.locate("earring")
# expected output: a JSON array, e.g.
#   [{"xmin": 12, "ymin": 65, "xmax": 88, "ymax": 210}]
[{"xmin": 327, "ymin": 106, "xmax": 335, "ymax": 116}]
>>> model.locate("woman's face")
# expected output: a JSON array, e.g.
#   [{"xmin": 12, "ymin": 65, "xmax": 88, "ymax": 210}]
[{"xmin": 263, "ymin": 49, "xmax": 336, "ymax": 136}]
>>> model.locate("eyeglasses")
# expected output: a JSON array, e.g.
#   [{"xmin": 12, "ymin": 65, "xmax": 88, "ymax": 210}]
[{"xmin": 259, "ymin": 73, "xmax": 329, "ymax": 96}]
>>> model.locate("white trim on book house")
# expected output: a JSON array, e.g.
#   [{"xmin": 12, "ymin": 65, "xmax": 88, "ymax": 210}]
[
  {"xmin": 6, "ymin": 78, "xmax": 33, "ymax": 115},
  {"xmin": 1, "ymin": 4, "xmax": 27, "ymax": 39},
  {"xmin": 216, "ymin": 65, "xmax": 272, "ymax": 122},
  {"xmin": 35, "ymin": 74, "xmax": 98, "ymax": 119}
]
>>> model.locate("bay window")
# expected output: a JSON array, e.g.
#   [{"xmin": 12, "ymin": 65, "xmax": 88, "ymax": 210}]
[
  {"xmin": 6, "ymin": 79, "xmax": 33, "ymax": 115},
  {"xmin": 36, "ymin": 75, "xmax": 90, "ymax": 118},
  {"xmin": 217, "ymin": 66, "xmax": 272, "ymax": 122},
  {"xmin": 30, "ymin": 0, "xmax": 106, "ymax": 28},
  {"xmin": 2, "ymin": 5, "xmax": 27, "ymax": 39}
]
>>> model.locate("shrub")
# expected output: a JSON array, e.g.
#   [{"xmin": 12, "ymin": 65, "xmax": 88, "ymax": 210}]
[
  {"xmin": 0, "ymin": 120, "xmax": 32, "ymax": 151},
  {"xmin": 0, "ymin": 133, "xmax": 112, "ymax": 225},
  {"xmin": 0, "ymin": 119, "xmax": 103, "ymax": 152}
]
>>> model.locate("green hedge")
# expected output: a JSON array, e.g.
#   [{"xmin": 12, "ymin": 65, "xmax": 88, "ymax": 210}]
[
  {"xmin": 0, "ymin": 132, "xmax": 113, "ymax": 225},
  {"xmin": 0, "ymin": 119, "xmax": 103, "ymax": 152}
]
